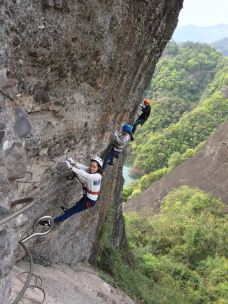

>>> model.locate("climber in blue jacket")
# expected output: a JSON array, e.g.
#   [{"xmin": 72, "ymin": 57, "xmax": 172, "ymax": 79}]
[
  {"xmin": 39, "ymin": 156, "xmax": 103, "ymax": 226},
  {"xmin": 102, "ymin": 124, "xmax": 133, "ymax": 171}
]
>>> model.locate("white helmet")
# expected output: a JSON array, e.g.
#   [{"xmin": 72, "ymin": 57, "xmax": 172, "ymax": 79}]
[{"xmin": 91, "ymin": 155, "xmax": 103, "ymax": 168}]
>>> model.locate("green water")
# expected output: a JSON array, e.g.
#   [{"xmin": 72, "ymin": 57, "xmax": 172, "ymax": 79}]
[{"xmin": 122, "ymin": 166, "xmax": 133, "ymax": 186}]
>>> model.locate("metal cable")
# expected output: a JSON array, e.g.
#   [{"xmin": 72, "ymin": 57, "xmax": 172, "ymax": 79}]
[
  {"xmin": 12, "ymin": 241, "xmax": 33, "ymax": 304},
  {"xmin": 18, "ymin": 272, "xmax": 42, "ymax": 287},
  {"xmin": 24, "ymin": 285, "xmax": 46, "ymax": 304},
  {"xmin": 11, "ymin": 216, "xmax": 54, "ymax": 304},
  {"xmin": 14, "ymin": 269, "xmax": 46, "ymax": 304},
  {"xmin": 0, "ymin": 201, "xmax": 37, "ymax": 227}
]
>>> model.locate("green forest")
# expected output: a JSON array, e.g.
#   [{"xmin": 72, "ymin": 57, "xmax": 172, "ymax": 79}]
[
  {"xmin": 123, "ymin": 42, "xmax": 228, "ymax": 200},
  {"xmin": 96, "ymin": 42, "xmax": 228, "ymax": 304},
  {"xmin": 97, "ymin": 187, "xmax": 228, "ymax": 304}
]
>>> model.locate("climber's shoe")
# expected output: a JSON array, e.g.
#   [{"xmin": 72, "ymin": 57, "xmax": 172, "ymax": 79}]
[
  {"xmin": 60, "ymin": 206, "xmax": 68, "ymax": 213},
  {"xmin": 107, "ymin": 161, "xmax": 114, "ymax": 167},
  {"xmin": 39, "ymin": 219, "xmax": 52, "ymax": 227}
]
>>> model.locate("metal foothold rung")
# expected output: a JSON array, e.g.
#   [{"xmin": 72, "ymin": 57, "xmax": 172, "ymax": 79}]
[{"xmin": 21, "ymin": 216, "xmax": 54, "ymax": 243}]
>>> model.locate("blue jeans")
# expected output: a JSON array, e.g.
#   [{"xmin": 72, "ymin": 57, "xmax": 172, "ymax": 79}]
[
  {"xmin": 132, "ymin": 118, "xmax": 145, "ymax": 134},
  {"xmin": 102, "ymin": 148, "xmax": 119, "ymax": 171},
  {"xmin": 54, "ymin": 196, "xmax": 96, "ymax": 223}
]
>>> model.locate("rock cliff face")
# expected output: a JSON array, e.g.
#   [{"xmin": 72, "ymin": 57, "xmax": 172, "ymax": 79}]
[
  {"xmin": 124, "ymin": 122, "xmax": 228, "ymax": 214},
  {"xmin": 11, "ymin": 262, "xmax": 134, "ymax": 304},
  {"xmin": 0, "ymin": 0, "xmax": 183, "ymax": 302}
]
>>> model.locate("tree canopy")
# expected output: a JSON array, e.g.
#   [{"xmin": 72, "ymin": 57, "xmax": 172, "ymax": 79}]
[
  {"xmin": 124, "ymin": 187, "xmax": 228, "ymax": 304},
  {"xmin": 125, "ymin": 43, "xmax": 228, "ymax": 195}
]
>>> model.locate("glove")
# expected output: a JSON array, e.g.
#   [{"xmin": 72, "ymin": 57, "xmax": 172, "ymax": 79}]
[
  {"xmin": 63, "ymin": 160, "xmax": 72, "ymax": 169},
  {"xmin": 67, "ymin": 157, "xmax": 75, "ymax": 165}
]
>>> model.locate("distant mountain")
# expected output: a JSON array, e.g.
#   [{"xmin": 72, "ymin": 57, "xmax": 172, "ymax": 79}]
[
  {"xmin": 173, "ymin": 24, "xmax": 228, "ymax": 43},
  {"xmin": 211, "ymin": 37, "xmax": 228, "ymax": 56}
]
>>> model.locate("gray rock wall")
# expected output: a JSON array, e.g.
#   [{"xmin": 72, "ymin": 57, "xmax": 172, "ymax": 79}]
[
  {"xmin": 11, "ymin": 262, "xmax": 135, "ymax": 304},
  {"xmin": 0, "ymin": 0, "xmax": 183, "ymax": 302}
]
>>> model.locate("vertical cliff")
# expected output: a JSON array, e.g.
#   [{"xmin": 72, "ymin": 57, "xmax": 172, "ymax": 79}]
[{"xmin": 0, "ymin": 0, "xmax": 183, "ymax": 302}]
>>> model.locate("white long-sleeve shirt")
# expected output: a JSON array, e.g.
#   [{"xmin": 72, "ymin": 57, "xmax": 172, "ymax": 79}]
[
  {"xmin": 71, "ymin": 163, "xmax": 102, "ymax": 201},
  {"xmin": 113, "ymin": 131, "xmax": 130, "ymax": 152}
]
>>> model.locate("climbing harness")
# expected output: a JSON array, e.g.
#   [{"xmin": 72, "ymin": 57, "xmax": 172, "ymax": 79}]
[
  {"xmin": 12, "ymin": 216, "xmax": 54, "ymax": 304},
  {"xmin": 86, "ymin": 189, "xmax": 100, "ymax": 195}
]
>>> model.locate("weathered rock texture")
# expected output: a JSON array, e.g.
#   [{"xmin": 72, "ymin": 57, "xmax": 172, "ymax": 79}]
[
  {"xmin": 0, "ymin": 0, "xmax": 183, "ymax": 302},
  {"xmin": 11, "ymin": 262, "xmax": 134, "ymax": 304},
  {"xmin": 124, "ymin": 122, "xmax": 228, "ymax": 214}
]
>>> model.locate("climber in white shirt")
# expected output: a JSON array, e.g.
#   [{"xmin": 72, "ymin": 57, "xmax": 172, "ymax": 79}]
[{"xmin": 39, "ymin": 156, "xmax": 103, "ymax": 226}]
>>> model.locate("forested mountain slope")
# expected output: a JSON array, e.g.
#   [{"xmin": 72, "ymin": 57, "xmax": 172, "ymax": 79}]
[
  {"xmin": 124, "ymin": 186, "xmax": 228, "ymax": 304},
  {"xmin": 123, "ymin": 43, "xmax": 228, "ymax": 200},
  {"xmin": 140, "ymin": 42, "xmax": 222, "ymax": 134},
  {"xmin": 124, "ymin": 122, "xmax": 228, "ymax": 214}
]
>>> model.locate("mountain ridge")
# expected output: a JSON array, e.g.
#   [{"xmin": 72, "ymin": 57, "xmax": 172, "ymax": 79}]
[
  {"xmin": 173, "ymin": 23, "xmax": 228, "ymax": 43},
  {"xmin": 211, "ymin": 37, "xmax": 228, "ymax": 56}
]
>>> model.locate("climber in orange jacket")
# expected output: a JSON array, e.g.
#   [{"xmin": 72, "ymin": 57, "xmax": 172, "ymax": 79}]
[{"xmin": 132, "ymin": 98, "xmax": 151, "ymax": 134}]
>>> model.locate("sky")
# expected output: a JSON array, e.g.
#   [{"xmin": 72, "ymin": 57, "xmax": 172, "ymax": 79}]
[{"xmin": 177, "ymin": 0, "xmax": 228, "ymax": 27}]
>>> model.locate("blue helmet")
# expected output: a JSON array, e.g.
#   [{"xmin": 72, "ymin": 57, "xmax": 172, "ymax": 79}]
[{"xmin": 122, "ymin": 124, "xmax": 133, "ymax": 133}]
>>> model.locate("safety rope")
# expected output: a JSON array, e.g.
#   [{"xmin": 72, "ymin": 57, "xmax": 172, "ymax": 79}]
[
  {"xmin": 12, "ymin": 241, "xmax": 33, "ymax": 304},
  {"xmin": 12, "ymin": 216, "xmax": 54, "ymax": 304},
  {"xmin": 13, "ymin": 250, "xmax": 46, "ymax": 304}
]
